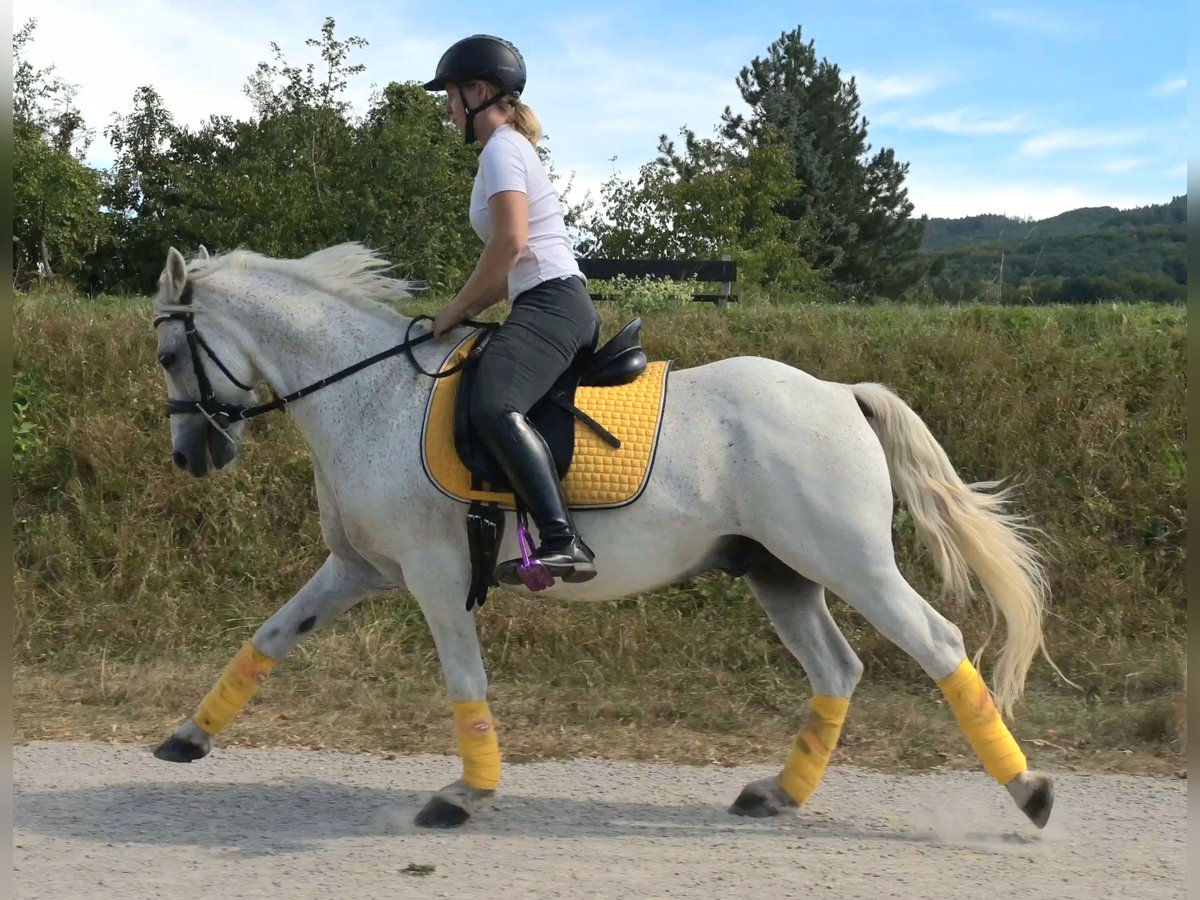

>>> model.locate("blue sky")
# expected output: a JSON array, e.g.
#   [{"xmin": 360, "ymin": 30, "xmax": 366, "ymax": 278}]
[{"xmin": 14, "ymin": 0, "xmax": 1187, "ymax": 220}]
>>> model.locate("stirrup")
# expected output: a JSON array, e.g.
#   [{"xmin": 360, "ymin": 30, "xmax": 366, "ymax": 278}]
[
  {"xmin": 498, "ymin": 507, "xmax": 555, "ymax": 591},
  {"xmin": 494, "ymin": 507, "xmax": 596, "ymax": 589}
]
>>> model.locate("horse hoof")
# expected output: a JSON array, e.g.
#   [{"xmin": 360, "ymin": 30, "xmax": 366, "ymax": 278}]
[
  {"xmin": 153, "ymin": 734, "xmax": 210, "ymax": 763},
  {"xmin": 729, "ymin": 785, "xmax": 785, "ymax": 818},
  {"xmin": 415, "ymin": 796, "xmax": 471, "ymax": 828},
  {"xmin": 1018, "ymin": 773, "xmax": 1054, "ymax": 829}
]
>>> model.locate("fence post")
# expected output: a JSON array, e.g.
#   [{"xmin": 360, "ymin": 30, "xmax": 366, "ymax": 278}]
[{"xmin": 718, "ymin": 253, "xmax": 732, "ymax": 308}]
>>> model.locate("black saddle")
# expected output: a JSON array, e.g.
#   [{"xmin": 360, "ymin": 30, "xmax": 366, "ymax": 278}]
[{"xmin": 452, "ymin": 317, "xmax": 649, "ymax": 493}]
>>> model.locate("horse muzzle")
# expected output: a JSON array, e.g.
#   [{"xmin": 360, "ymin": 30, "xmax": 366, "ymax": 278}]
[{"xmin": 172, "ymin": 417, "xmax": 239, "ymax": 477}]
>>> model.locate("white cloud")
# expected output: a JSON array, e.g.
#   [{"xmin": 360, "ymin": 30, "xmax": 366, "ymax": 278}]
[
  {"xmin": 14, "ymin": 0, "xmax": 750, "ymax": 196},
  {"xmin": 1098, "ymin": 157, "xmax": 1154, "ymax": 174},
  {"xmin": 17, "ymin": 1, "xmax": 269, "ymax": 165},
  {"xmin": 1019, "ymin": 128, "xmax": 1143, "ymax": 156},
  {"xmin": 908, "ymin": 181, "xmax": 1167, "ymax": 220},
  {"xmin": 531, "ymin": 23, "xmax": 752, "ymax": 189},
  {"xmin": 12, "ymin": 0, "xmax": 448, "ymax": 168},
  {"xmin": 851, "ymin": 71, "xmax": 943, "ymax": 104},
  {"xmin": 901, "ymin": 107, "xmax": 1031, "ymax": 136},
  {"xmin": 985, "ymin": 8, "xmax": 1074, "ymax": 36},
  {"xmin": 1152, "ymin": 76, "xmax": 1186, "ymax": 96}
]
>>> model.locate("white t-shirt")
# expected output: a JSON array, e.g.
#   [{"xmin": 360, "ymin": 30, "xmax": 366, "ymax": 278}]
[{"xmin": 470, "ymin": 123, "xmax": 584, "ymax": 299}]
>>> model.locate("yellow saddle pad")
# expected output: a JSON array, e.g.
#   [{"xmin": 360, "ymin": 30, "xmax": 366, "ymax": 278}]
[{"xmin": 421, "ymin": 334, "xmax": 672, "ymax": 509}]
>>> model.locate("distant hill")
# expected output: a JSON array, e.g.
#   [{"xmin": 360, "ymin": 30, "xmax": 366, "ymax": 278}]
[{"xmin": 918, "ymin": 195, "xmax": 1185, "ymax": 303}]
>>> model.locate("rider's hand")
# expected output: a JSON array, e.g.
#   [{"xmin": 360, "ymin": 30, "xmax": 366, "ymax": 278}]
[{"xmin": 432, "ymin": 306, "xmax": 462, "ymax": 340}]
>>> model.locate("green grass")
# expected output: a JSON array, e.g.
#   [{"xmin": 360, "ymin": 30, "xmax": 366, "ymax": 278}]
[{"xmin": 13, "ymin": 287, "xmax": 1185, "ymax": 771}]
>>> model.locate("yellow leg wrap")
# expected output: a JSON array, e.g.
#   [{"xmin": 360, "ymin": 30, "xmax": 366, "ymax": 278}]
[
  {"xmin": 778, "ymin": 695, "xmax": 849, "ymax": 805},
  {"xmin": 453, "ymin": 700, "xmax": 501, "ymax": 791},
  {"xmin": 194, "ymin": 642, "xmax": 277, "ymax": 735},
  {"xmin": 937, "ymin": 658, "xmax": 1027, "ymax": 784}
]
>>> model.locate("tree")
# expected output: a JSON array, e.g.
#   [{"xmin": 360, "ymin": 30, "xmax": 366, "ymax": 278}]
[
  {"xmin": 580, "ymin": 126, "xmax": 820, "ymax": 291},
  {"xmin": 352, "ymin": 82, "xmax": 482, "ymax": 290},
  {"xmin": 722, "ymin": 26, "xmax": 927, "ymax": 297},
  {"xmin": 98, "ymin": 17, "xmax": 482, "ymax": 292},
  {"xmin": 13, "ymin": 19, "xmax": 107, "ymax": 286},
  {"xmin": 102, "ymin": 86, "xmax": 183, "ymax": 290}
]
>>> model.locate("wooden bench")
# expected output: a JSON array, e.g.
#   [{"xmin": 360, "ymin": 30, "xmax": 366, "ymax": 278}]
[{"xmin": 576, "ymin": 256, "xmax": 738, "ymax": 306}]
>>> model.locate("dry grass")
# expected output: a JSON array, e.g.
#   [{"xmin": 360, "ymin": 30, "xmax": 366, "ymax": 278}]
[
  {"xmin": 14, "ymin": 648, "xmax": 1183, "ymax": 775},
  {"xmin": 13, "ymin": 290, "xmax": 1185, "ymax": 775}
]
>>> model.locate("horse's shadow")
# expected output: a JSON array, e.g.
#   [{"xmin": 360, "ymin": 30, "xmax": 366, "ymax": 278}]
[{"xmin": 14, "ymin": 776, "xmax": 944, "ymax": 858}]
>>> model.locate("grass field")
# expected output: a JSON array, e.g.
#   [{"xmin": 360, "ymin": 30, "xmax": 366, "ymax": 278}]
[{"xmin": 14, "ymin": 288, "xmax": 1186, "ymax": 775}]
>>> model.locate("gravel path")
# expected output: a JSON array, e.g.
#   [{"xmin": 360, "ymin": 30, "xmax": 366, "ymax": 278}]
[{"xmin": 13, "ymin": 741, "xmax": 1185, "ymax": 899}]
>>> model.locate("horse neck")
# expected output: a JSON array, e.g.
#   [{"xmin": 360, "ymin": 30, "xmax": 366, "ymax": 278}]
[{"xmin": 211, "ymin": 270, "xmax": 426, "ymax": 453}]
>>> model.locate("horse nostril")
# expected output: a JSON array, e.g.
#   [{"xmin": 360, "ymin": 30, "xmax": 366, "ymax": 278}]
[{"xmin": 172, "ymin": 451, "xmax": 188, "ymax": 469}]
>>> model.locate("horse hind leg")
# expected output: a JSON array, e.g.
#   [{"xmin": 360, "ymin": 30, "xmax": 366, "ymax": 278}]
[
  {"xmin": 788, "ymin": 535, "xmax": 1053, "ymax": 828},
  {"xmin": 730, "ymin": 554, "xmax": 863, "ymax": 818}
]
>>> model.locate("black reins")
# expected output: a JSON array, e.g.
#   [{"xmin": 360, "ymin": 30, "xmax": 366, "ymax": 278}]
[{"xmin": 153, "ymin": 300, "xmax": 496, "ymax": 430}]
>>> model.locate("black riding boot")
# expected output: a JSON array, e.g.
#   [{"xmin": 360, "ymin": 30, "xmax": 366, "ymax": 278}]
[{"xmin": 486, "ymin": 412, "xmax": 596, "ymax": 584}]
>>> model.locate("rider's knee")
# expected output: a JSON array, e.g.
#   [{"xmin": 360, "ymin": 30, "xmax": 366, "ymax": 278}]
[{"xmin": 469, "ymin": 391, "xmax": 509, "ymax": 443}]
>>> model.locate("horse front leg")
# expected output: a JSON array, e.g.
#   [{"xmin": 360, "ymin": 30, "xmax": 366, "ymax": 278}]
[
  {"xmin": 153, "ymin": 553, "xmax": 392, "ymax": 762},
  {"xmin": 731, "ymin": 555, "xmax": 863, "ymax": 818},
  {"xmin": 402, "ymin": 558, "xmax": 499, "ymax": 828}
]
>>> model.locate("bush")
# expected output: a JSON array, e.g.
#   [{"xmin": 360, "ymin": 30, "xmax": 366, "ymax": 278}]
[
  {"xmin": 12, "ymin": 371, "xmax": 40, "ymax": 468},
  {"xmin": 588, "ymin": 274, "xmax": 699, "ymax": 314}
]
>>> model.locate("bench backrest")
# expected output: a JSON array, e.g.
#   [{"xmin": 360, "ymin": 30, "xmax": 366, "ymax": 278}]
[
  {"xmin": 575, "ymin": 257, "xmax": 738, "ymax": 304},
  {"xmin": 576, "ymin": 258, "xmax": 737, "ymax": 283}
]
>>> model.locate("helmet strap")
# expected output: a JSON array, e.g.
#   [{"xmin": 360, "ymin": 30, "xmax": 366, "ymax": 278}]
[{"xmin": 459, "ymin": 84, "xmax": 505, "ymax": 144}]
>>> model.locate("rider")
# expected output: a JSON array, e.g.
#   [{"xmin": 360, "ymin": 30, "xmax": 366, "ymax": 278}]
[{"xmin": 424, "ymin": 34, "xmax": 599, "ymax": 583}]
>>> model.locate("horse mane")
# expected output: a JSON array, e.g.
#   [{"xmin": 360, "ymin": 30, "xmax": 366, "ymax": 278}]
[{"xmin": 179, "ymin": 243, "xmax": 423, "ymax": 324}]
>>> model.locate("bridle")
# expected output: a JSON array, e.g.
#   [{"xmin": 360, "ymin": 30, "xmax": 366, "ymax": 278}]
[{"xmin": 153, "ymin": 285, "xmax": 496, "ymax": 433}]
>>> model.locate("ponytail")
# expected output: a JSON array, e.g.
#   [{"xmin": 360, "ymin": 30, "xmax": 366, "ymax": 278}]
[
  {"xmin": 503, "ymin": 97, "xmax": 543, "ymax": 146},
  {"xmin": 475, "ymin": 81, "xmax": 542, "ymax": 145}
]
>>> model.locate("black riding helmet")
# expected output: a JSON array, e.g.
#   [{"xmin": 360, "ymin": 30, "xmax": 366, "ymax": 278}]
[{"xmin": 423, "ymin": 34, "xmax": 527, "ymax": 144}]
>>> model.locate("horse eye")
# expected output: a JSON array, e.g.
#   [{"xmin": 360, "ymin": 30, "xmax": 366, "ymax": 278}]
[{"xmin": 158, "ymin": 351, "xmax": 177, "ymax": 369}]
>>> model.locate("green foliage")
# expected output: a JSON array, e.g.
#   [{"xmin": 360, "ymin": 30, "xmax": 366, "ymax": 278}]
[
  {"xmin": 581, "ymin": 127, "xmax": 820, "ymax": 293},
  {"xmin": 12, "ymin": 20, "xmax": 107, "ymax": 286},
  {"xmin": 99, "ymin": 17, "xmax": 482, "ymax": 293},
  {"xmin": 11, "ymin": 16, "xmax": 1182, "ymax": 309},
  {"xmin": 347, "ymin": 82, "xmax": 482, "ymax": 290},
  {"xmin": 12, "ymin": 371, "xmax": 41, "ymax": 467},
  {"xmin": 720, "ymin": 27, "xmax": 927, "ymax": 297},
  {"xmin": 13, "ymin": 19, "xmax": 87, "ymax": 146},
  {"xmin": 589, "ymin": 274, "xmax": 698, "ymax": 313},
  {"xmin": 916, "ymin": 197, "xmax": 1187, "ymax": 304},
  {"xmin": 13, "ymin": 125, "xmax": 108, "ymax": 286},
  {"xmin": 100, "ymin": 85, "xmax": 182, "ymax": 290},
  {"xmin": 923, "ymin": 196, "xmax": 1187, "ymax": 251}
]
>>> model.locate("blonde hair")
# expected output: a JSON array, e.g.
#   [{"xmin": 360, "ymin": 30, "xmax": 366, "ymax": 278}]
[{"xmin": 476, "ymin": 81, "xmax": 542, "ymax": 145}]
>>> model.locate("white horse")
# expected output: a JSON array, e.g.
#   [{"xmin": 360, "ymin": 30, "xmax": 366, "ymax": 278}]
[{"xmin": 150, "ymin": 242, "xmax": 1057, "ymax": 830}]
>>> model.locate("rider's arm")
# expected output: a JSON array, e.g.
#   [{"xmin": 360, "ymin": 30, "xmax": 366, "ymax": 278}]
[{"xmin": 434, "ymin": 191, "xmax": 528, "ymax": 335}]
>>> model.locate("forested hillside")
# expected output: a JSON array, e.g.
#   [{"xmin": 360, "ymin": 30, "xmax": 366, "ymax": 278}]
[{"xmin": 919, "ymin": 196, "xmax": 1185, "ymax": 303}]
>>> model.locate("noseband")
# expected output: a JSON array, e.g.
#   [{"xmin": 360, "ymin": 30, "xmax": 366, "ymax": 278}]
[
  {"xmin": 153, "ymin": 286, "xmax": 494, "ymax": 431},
  {"xmin": 153, "ymin": 307, "xmax": 256, "ymax": 430}
]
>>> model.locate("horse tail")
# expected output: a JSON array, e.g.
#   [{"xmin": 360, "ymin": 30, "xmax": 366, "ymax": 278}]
[{"xmin": 850, "ymin": 381, "xmax": 1061, "ymax": 718}]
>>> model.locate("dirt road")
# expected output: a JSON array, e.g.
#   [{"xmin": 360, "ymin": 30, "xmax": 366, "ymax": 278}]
[{"xmin": 13, "ymin": 741, "xmax": 1185, "ymax": 899}]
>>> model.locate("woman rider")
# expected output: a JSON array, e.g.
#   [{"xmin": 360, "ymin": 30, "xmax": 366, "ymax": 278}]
[{"xmin": 424, "ymin": 34, "xmax": 599, "ymax": 583}]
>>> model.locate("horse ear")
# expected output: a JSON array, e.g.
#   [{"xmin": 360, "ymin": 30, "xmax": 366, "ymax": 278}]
[
  {"xmin": 163, "ymin": 247, "xmax": 188, "ymax": 300},
  {"xmin": 197, "ymin": 245, "xmax": 210, "ymax": 260}
]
